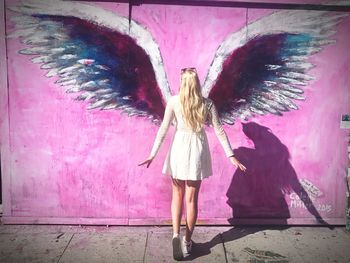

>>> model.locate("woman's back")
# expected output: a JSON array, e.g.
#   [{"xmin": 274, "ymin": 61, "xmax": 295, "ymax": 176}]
[
  {"xmin": 149, "ymin": 93, "xmax": 234, "ymax": 162},
  {"xmin": 171, "ymin": 95, "xmax": 211, "ymax": 132}
]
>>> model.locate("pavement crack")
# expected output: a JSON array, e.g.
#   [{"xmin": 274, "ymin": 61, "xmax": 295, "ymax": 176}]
[
  {"xmin": 219, "ymin": 232, "xmax": 228, "ymax": 263},
  {"xmin": 57, "ymin": 233, "xmax": 74, "ymax": 263},
  {"xmin": 142, "ymin": 231, "xmax": 149, "ymax": 263}
]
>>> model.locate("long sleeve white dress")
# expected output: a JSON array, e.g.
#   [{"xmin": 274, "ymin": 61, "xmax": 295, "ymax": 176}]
[{"xmin": 149, "ymin": 95, "xmax": 234, "ymax": 181}]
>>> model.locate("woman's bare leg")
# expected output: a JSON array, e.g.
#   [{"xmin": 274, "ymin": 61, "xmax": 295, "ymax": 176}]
[
  {"xmin": 184, "ymin": 180, "xmax": 202, "ymax": 242},
  {"xmin": 171, "ymin": 178, "xmax": 185, "ymax": 235}
]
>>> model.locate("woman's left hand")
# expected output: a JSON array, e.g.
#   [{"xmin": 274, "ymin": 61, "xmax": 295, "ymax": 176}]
[
  {"xmin": 229, "ymin": 156, "xmax": 247, "ymax": 172},
  {"xmin": 138, "ymin": 157, "xmax": 154, "ymax": 168}
]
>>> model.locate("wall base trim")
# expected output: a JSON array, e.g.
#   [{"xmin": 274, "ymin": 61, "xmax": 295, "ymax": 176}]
[{"xmin": 1, "ymin": 216, "xmax": 346, "ymax": 226}]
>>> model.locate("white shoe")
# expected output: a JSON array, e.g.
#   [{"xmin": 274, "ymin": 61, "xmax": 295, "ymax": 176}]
[
  {"xmin": 172, "ymin": 234, "xmax": 183, "ymax": 261},
  {"xmin": 181, "ymin": 236, "xmax": 193, "ymax": 257}
]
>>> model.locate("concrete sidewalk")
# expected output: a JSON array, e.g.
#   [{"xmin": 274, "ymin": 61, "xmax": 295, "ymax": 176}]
[{"xmin": 0, "ymin": 224, "xmax": 349, "ymax": 263}]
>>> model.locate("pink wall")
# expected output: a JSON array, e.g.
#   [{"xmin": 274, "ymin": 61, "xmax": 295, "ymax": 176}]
[{"xmin": 1, "ymin": 0, "xmax": 350, "ymax": 225}]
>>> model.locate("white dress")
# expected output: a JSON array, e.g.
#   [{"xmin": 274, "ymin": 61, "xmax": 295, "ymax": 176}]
[{"xmin": 149, "ymin": 95, "xmax": 234, "ymax": 181}]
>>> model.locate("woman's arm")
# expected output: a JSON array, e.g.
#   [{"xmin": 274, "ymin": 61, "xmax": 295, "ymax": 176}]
[
  {"xmin": 148, "ymin": 97, "xmax": 175, "ymax": 159},
  {"xmin": 209, "ymin": 101, "xmax": 235, "ymax": 158},
  {"xmin": 209, "ymin": 101, "xmax": 246, "ymax": 171}
]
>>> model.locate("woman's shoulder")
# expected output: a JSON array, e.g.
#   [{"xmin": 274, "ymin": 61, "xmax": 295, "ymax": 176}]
[
  {"xmin": 165, "ymin": 95, "xmax": 179, "ymax": 107},
  {"xmin": 169, "ymin": 94, "xmax": 179, "ymax": 103}
]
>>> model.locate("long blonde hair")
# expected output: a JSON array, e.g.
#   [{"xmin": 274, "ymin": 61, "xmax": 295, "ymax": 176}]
[{"xmin": 179, "ymin": 68, "xmax": 207, "ymax": 132}]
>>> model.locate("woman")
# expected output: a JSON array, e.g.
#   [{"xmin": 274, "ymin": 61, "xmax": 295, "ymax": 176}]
[{"xmin": 138, "ymin": 67, "xmax": 246, "ymax": 260}]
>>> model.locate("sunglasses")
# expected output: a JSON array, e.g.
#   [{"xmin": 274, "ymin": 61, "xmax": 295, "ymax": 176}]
[{"xmin": 181, "ymin": 67, "xmax": 197, "ymax": 73}]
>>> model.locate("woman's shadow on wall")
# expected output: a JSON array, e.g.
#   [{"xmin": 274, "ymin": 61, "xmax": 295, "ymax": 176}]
[{"xmin": 185, "ymin": 121, "xmax": 332, "ymax": 261}]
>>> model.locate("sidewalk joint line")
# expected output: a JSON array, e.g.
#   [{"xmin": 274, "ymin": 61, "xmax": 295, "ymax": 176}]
[
  {"xmin": 219, "ymin": 232, "xmax": 228, "ymax": 263},
  {"xmin": 57, "ymin": 233, "xmax": 74, "ymax": 263},
  {"xmin": 142, "ymin": 231, "xmax": 149, "ymax": 263}
]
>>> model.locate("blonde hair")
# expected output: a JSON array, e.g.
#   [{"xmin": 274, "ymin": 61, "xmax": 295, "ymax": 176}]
[{"xmin": 179, "ymin": 68, "xmax": 207, "ymax": 132}]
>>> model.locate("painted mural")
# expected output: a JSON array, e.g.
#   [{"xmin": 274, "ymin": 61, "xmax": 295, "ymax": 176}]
[{"xmin": 2, "ymin": 0, "xmax": 350, "ymax": 224}]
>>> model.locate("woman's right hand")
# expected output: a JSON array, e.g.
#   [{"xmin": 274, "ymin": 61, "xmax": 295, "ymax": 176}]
[
  {"xmin": 229, "ymin": 156, "xmax": 246, "ymax": 172},
  {"xmin": 138, "ymin": 157, "xmax": 154, "ymax": 168}
]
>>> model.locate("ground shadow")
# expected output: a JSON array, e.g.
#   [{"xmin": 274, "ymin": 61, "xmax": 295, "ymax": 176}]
[{"xmin": 184, "ymin": 225, "xmax": 289, "ymax": 261}]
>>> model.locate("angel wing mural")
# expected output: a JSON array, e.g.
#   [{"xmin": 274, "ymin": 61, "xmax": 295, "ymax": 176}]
[
  {"xmin": 7, "ymin": 0, "xmax": 349, "ymax": 126},
  {"xmin": 7, "ymin": 0, "xmax": 172, "ymax": 124}
]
